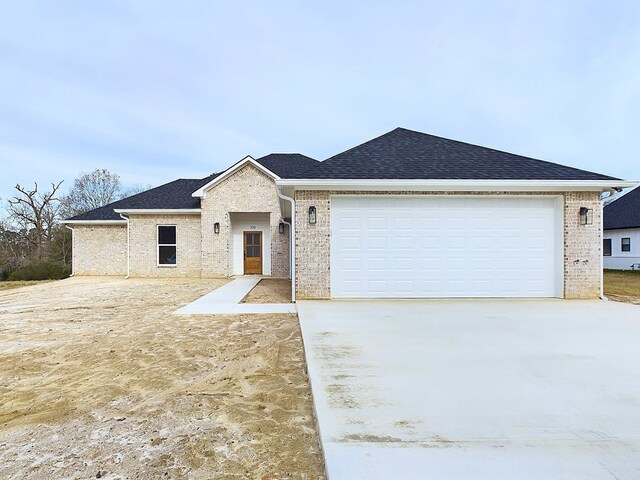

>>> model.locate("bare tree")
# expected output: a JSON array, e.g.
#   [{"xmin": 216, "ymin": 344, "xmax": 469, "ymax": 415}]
[
  {"xmin": 0, "ymin": 218, "xmax": 27, "ymax": 279},
  {"xmin": 7, "ymin": 181, "xmax": 64, "ymax": 259},
  {"xmin": 59, "ymin": 169, "xmax": 122, "ymax": 219},
  {"xmin": 50, "ymin": 224, "xmax": 72, "ymax": 275},
  {"xmin": 120, "ymin": 183, "xmax": 152, "ymax": 199}
]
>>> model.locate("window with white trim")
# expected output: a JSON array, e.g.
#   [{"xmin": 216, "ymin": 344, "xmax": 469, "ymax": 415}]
[{"xmin": 158, "ymin": 225, "xmax": 177, "ymax": 265}]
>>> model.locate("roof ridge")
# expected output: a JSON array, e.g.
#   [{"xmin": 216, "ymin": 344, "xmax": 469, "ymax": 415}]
[{"xmin": 261, "ymin": 152, "xmax": 307, "ymax": 156}]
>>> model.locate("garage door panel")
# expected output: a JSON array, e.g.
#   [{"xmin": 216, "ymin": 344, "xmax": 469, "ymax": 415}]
[
  {"xmin": 367, "ymin": 257, "xmax": 388, "ymax": 270},
  {"xmin": 331, "ymin": 196, "xmax": 559, "ymax": 298}
]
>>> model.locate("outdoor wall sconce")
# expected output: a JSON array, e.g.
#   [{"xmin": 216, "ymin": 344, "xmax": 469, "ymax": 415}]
[
  {"xmin": 214, "ymin": 222, "xmax": 220, "ymax": 234},
  {"xmin": 308, "ymin": 206, "xmax": 317, "ymax": 225},
  {"xmin": 279, "ymin": 222, "xmax": 285, "ymax": 234},
  {"xmin": 579, "ymin": 207, "xmax": 593, "ymax": 225}
]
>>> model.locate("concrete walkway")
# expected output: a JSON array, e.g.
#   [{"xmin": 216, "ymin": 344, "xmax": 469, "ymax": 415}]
[
  {"xmin": 298, "ymin": 299, "xmax": 640, "ymax": 479},
  {"xmin": 176, "ymin": 277, "xmax": 296, "ymax": 314}
]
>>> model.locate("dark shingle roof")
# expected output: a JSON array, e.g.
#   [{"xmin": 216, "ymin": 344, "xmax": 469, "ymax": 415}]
[
  {"xmin": 66, "ymin": 154, "xmax": 318, "ymax": 222},
  {"xmin": 604, "ymin": 187, "xmax": 640, "ymax": 230},
  {"xmin": 66, "ymin": 174, "xmax": 219, "ymax": 221},
  {"xmin": 255, "ymin": 153, "xmax": 318, "ymax": 177},
  {"xmin": 67, "ymin": 128, "xmax": 621, "ymax": 222},
  {"xmin": 292, "ymin": 127, "xmax": 619, "ymax": 180}
]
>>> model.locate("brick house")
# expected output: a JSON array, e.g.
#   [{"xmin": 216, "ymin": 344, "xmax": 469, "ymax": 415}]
[{"xmin": 64, "ymin": 128, "xmax": 634, "ymax": 299}]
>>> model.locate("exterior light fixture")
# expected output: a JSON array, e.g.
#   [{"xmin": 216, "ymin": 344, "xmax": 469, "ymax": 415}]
[
  {"xmin": 214, "ymin": 222, "xmax": 220, "ymax": 234},
  {"xmin": 579, "ymin": 207, "xmax": 593, "ymax": 225},
  {"xmin": 279, "ymin": 222, "xmax": 285, "ymax": 234},
  {"xmin": 308, "ymin": 206, "xmax": 317, "ymax": 225}
]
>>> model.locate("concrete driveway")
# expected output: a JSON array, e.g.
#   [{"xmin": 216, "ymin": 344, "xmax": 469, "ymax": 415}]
[{"xmin": 297, "ymin": 299, "xmax": 640, "ymax": 479}]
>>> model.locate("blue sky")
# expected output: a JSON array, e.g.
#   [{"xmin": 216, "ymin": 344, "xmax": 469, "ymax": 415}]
[{"xmin": 1, "ymin": 1, "xmax": 639, "ymax": 202}]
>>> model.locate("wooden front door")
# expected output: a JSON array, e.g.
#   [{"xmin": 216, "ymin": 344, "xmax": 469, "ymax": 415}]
[{"xmin": 243, "ymin": 231, "xmax": 262, "ymax": 274}]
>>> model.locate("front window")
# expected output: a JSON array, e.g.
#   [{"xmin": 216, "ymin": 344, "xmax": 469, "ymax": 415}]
[
  {"xmin": 622, "ymin": 237, "xmax": 631, "ymax": 253},
  {"xmin": 603, "ymin": 238, "xmax": 612, "ymax": 256},
  {"xmin": 158, "ymin": 225, "xmax": 177, "ymax": 265}
]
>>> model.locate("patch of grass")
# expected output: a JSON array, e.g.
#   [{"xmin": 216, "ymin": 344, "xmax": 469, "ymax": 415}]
[
  {"xmin": 603, "ymin": 270, "xmax": 640, "ymax": 297},
  {"xmin": 0, "ymin": 280, "xmax": 55, "ymax": 291}
]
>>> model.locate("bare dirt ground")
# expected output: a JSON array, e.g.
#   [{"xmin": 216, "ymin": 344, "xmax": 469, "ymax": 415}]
[
  {"xmin": 0, "ymin": 277, "xmax": 324, "ymax": 479},
  {"xmin": 241, "ymin": 279, "xmax": 292, "ymax": 304}
]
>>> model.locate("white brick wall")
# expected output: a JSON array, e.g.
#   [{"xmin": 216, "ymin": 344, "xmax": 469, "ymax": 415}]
[
  {"xmin": 295, "ymin": 191, "xmax": 331, "ymax": 298},
  {"xmin": 563, "ymin": 191, "xmax": 602, "ymax": 298},
  {"xmin": 72, "ymin": 224, "xmax": 127, "ymax": 276},
  {"xmin": 129, "ymin": 214, "xmax": 202, "ymax": 277}
]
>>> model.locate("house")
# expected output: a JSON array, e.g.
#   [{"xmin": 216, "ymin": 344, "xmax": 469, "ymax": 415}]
[
  {"xmin": 64, "ymin": 127, "xmax": 634, "ymax": 300},
  {"xmin": 603, "ymin": 186, "xmax": 640, "ymax": 270}
]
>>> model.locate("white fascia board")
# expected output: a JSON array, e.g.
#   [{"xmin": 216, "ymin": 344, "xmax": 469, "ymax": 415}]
[
  {"xmin": 192, "ymin": 156, "xmax": 280, "ymax": 198},
  {"xmin": 62, "ymin": 220, "xmax": 127, "ymax": 225},
  {"xmin": 275, "ymin": 179, "xmax": 638, "ymax": 192},
  {"xmin": 113, "ymin": 209, "xmax": 201, "ymax": 214}
]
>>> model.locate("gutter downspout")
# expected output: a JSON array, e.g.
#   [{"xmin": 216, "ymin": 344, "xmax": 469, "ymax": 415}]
[
  {"xmin": 276, "ymin": 186, "xmax": 296, "ymax": 302},
  {"xmin": 600, "ymin": 187, "xmax": 621, "ymax": 300},
  {"xmin": 119, "ymin": 213, "xmax": 131, "ymax": 279},
  {"xmin": 65, "ymin": 224, "xmax": 74, "ymax": 277}
]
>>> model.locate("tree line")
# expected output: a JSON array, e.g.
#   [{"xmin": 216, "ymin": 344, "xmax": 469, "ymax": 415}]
[{"xmin": 0, "ymin": 169, "xmax": 147, "ymax": 281}]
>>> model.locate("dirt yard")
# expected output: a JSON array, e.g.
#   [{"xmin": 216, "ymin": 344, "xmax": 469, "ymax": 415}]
[
  {"xmin": 241, "ymin": 279, "xmax": 292, "ymax": 304},
  {"xmin": 0, "ymin": 277, "xmax": 324, "ymax": 479},
  {"xmin": 604, "ymin": 270, "xmax": 640, "ymax": 305}
]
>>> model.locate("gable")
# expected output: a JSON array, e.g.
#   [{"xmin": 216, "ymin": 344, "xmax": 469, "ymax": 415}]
[
  {"xmin": 199, "ymin": 163, "xmax": 281, "ymax": 213},
  {"xmin": 192, "ymin": 156, "xmax": 279, "ymax": 198}
]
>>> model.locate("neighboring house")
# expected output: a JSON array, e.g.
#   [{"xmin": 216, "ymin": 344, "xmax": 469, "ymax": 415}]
[
  {"xmin": 64, "ymin": 127, "xmax": 634, "ymax": 300},
  {"xmin": 603, "ymin": 186, "xmax": 640, "ymax": 270}
]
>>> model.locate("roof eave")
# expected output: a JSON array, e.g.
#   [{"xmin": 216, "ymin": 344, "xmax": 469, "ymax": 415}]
[
  {"xmin": 604, "ymin": 224, "xmax": 640, "ymax": 231},
  {"xmin": 62, "ymin": 219, "xmax": 127, "ymax": 225},
  {"xmin": 113, "ymin": 209, "xmax": 201, "ymax": 215},
  {"xmin": 275, "ymin": 179, "xmax": 638, "ymax": 192}
]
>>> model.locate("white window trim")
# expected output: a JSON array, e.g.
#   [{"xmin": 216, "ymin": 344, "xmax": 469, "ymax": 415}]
[{"xmin": 157, "ymin": 224, "xmax": 177, "ymax": 267}]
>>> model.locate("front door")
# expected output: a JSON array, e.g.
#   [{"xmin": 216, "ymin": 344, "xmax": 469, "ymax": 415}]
[{"xmin": 243, "ymin": 231, "xmax": 262, "ymax": 274}]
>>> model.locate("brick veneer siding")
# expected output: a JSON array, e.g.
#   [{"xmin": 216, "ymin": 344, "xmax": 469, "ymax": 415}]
[
  {"xmin": 294, "ymin": 190, "xmax": 602, "ymax": 300},
  {"xmin": 295, "ymin": 191, "xmax": 331, "ymax": 298},
  {"xmin": 563, "ymin": 191, "xmax": 602, "ymax": 298},
  {"xmin": 200, "ymin": 164, "xmax": 290, "ymax": 278},
  {"xmin": 129, "ymin": 214, "xmax": 202, "ymax": 277},
  {"xmin": 72, "ymin": 224, "xmax": 127, "ymax": 276}
]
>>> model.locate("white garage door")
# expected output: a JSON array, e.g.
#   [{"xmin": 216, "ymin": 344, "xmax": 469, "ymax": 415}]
[{"xmin": 331, "ymin": 196, "xmax": 561, "ymax": 298}]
